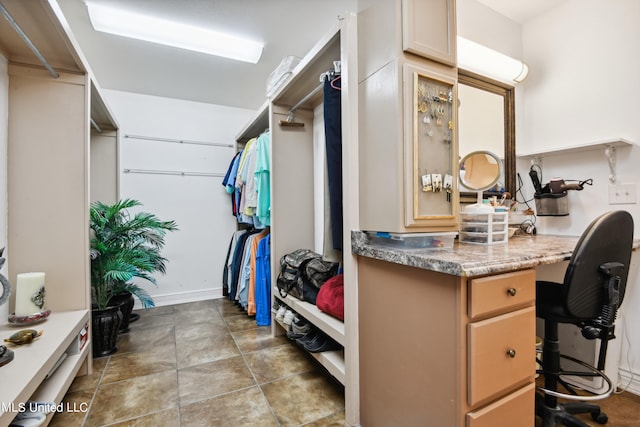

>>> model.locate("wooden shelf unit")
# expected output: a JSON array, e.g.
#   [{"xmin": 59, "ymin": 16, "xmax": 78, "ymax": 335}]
[
  {"xmin": 0, "ymin": 311, "xmax": 90, "ymax": 427},
  {"xmin": 1, "ymin": 2, "xmax": 119, "ymax": 426},
  {"xmin": 236, "ymin": 13, "xmax": 359, "ymax": 425}
]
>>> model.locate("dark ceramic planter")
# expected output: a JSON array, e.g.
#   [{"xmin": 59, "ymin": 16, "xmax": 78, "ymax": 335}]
[
  {"xmin": 91, "ymin": 305, "xmax": 122, "ymax": 357},
  {"xmin": 109, "ymin": 292, "xmax": 135, "ymax": 333}
]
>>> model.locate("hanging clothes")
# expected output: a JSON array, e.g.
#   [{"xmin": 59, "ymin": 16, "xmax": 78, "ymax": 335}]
[
  {"xmin": 255, "ymin": 233, "xmax": 271, "ymax": 326},
  {"xmin": 323, "ymin": 74, "xmax": 343, "ymax": 251},
  {"xmin": 222, "ymin": 151, "xmax": 242, "ymax": 216},
  {"xmin": 254, "ymin": 131, "xmax": 271, "ymax": 227},
  {"xmin": 247, "ymin": 228, "xmax": 270, "ymax": 315}
]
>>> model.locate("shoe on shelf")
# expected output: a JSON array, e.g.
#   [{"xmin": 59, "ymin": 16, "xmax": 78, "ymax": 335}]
[
  {"xmin": 275, "ymin": 306, "xmax": 286, "ymax": 321},
  {"xmin": 295, "ymin": 328, "xmax": 319, "ymax": 347},
  {"xmin": 287, "ymin": 317, "xmax": 312, "ymax": 340},
  {"xmin": 283, "ymin": 309, "xmax": 295, "ymax": 325},
  {"xmin": 271, "ymin": 300, "xmax": 281, "ymax": 314},
  {"xmin": 304, "ymin": 332, "xmax": 342, "ymax": 353}
]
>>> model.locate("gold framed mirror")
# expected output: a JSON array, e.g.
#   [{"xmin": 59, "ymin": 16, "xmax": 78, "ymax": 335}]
[{"xmin": 458, "ymin": 72, "xmax": 515, "ymax": 199}]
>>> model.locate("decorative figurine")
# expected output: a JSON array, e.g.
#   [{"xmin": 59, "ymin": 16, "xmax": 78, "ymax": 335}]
[
  {"xmin": 0, "ymin": 247, "xmax": 10, "ymax": 307},
  {"xmin": 4, "ymin": 329, "xmax": 43, "ymax": 345},
  {"xmin": 0, "ymin": 344, "xmax": 14, "ymax": 367}
]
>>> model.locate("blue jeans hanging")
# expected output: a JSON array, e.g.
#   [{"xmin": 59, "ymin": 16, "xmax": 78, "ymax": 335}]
[{"xmin": 323, "ymin": 75, "xmax": 342, "ymax": 251}]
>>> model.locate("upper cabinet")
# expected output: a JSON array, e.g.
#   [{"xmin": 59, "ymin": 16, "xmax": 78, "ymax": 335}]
[
  {"xmin": 358, "ymin": 0, "xmax": 459, "ymax": 233},
  {"xmin": 402, "ymin": 0, "xmax": 457, "ymax": 66}
]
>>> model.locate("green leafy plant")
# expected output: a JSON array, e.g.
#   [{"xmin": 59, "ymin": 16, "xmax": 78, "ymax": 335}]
[{"xmin": 90, "ymin": 199, "xmax": 178, "ymax": 310}]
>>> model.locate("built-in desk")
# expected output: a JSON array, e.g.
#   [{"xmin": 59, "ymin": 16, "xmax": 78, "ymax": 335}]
[{"xmin": 351, "ymin": 232, "xmax": 587, "ymax": 427}]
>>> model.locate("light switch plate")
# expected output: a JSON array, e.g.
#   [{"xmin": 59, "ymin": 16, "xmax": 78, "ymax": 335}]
[{"xmin": 609, "ymin": 183, "xmax": 637, "ymax": 205}]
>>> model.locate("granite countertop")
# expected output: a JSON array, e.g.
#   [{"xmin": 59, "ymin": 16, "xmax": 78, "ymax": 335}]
[{"xmin": 351, "ymin": 230, "xmax": 582, "ymax": 277}]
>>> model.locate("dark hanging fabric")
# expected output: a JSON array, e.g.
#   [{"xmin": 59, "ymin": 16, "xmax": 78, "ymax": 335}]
[
  {"xmin": 323, "ymin": 75, "xmax": 343, "ymax": 250},
  {"xmin": 229, "ymin": 229, "xmax": 258, "ymax": 301},
  {"xmin": 222, "ymin": 234, "xmax": 234, "ymax": 296}
]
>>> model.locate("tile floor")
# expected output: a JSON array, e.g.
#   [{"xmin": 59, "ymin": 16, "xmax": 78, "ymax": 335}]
[{"xmin": 49, "ymin": 299, "xmax": 345, "ymax": 427}]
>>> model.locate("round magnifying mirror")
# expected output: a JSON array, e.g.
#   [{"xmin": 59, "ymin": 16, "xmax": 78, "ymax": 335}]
[{"xmin": 459, "ymin": 150, "xmax": 502, "ymax": 213}]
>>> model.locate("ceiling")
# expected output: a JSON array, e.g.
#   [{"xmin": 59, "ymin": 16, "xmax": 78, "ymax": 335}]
[{"xmin": 53, "ymin": 0, "xmax": 559, "ymax": 111}]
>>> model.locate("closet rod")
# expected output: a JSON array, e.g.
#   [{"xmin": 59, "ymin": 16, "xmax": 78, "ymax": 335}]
[
  {"xmin": 288, "ymin": 83, "xmax": 323, "ymax": 114},
  {"xmin": 125, "ymin": 134, "xmax": 233, "ymax": 148},
  {"xmin": 124, "ymin": 168, "xmax": 224, "ymax": 178},
  {"xmin": 0, "ymin": 3, "xmax": 59, "ymax": 79},
  {"xmin": 90, "ymin": 118, "xmax": 102, "ymax": 134}
]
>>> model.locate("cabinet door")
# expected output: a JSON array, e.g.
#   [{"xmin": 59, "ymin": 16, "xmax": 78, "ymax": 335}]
[
  {"xmin": 403, "ymin": 63, "xmax": 459, "ymax": 229},
  {"xmin": 402, "ymin": 0, "xmax": 457, "ymax": 66}
]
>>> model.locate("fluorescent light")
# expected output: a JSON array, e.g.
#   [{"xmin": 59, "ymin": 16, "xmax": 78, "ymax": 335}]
[
  {"xmin": 457, "ymin": 37, "xmax": 528, "ymax": 85},
  {"xmin": 86, "ymin": 2, "xmax": 263, "ymax": 63}
]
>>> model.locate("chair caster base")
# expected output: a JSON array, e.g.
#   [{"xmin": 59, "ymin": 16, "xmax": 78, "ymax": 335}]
[
  {"xmin": 591, "ymin": 411, "xmax": 608, "ymax": 424},
  {"xmin": 536, "ymin": 393, "xmax": 608, "ymax": 427}
]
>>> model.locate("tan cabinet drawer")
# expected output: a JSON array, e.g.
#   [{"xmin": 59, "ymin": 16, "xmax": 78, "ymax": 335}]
[
  {"xmin": 468, "ymin": 306, "xmax": 535, "ymax": 406},
  {"xmin": 467, "ymin": 383, "xmax": 535, "ymax": 427},
  {"xmin": 468, "ymin": 269, "xmax": 535, "ymax": 320}
]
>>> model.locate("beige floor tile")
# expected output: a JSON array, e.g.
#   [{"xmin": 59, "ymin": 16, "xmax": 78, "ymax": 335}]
[
  {"xmin": 136, "ymin": 305, "xmax": 175, "ymax": 318},
  {"xmin": 179, "ymin": 386, "xmax": 277, "ymax": 427},
  {"xmin": 116, "ymin": 323, "xmax": 175, "ymax": 354},
  {"xmin": 232, "ymin": 326, "xmax": 290, "ymax": 354},
  {"xmin": 261, "ymin": 371, "xmax": 345, "ymax": 427},
  {"xmin": 48, "ymin": 389, "xmax": 94, "ymax": 427},
  {"xmin": 301, "ymin": 410, "xmax": 346, "ymax": 426},
  {"xmin": 129, "ymin": 307, "xmax": 175, "ymax": 333},
  {"xmin": 172, "ymin": 300, "xmax": 217, "ymax": 312},
  {"xmin": 69, "ymin": 356, "xmax": 108, "ymax": 392},
  {"xmin": 101, "ymin": 348, "xmax": 176, "ymax": 384},
  {"xmin": 84, "ymin": 370, "xmax": 178, "ymax": 426},
  {"xmin": 178, "ymin": 355, "xmax": 255, "ymax": 406},
  {"xmin": 176, "ymin": 332, "xmax": 239, "ymax": 369},
  {"xmin": 106, "ymin": 408, "xmax": 180, "ymax": 427},
  {"xmin": 224, "ymin": 313, "xmax": 260, "ymax": 332},
  {"xmin": 174, "ymin": 319, "xmax": 227, "ymax": 345},
  {"xmin": 63, "ymin": 300, "xmax": 348, "ymax": 426},
  {"xmin": 173, "ymin": 306, "xmax": 223, "ymax": 326},
  {"xmin": 216, "ymin": 299, "xmax": 249, "ymax": 318},
  {"xmin": 243, "ymin": 343, "xmax": 315, "ymax": 384}
]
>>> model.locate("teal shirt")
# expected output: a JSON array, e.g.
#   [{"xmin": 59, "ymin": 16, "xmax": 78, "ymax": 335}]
[{"xmin": 254, "ymin": 131, "xmax": 271, "ymax": 226}]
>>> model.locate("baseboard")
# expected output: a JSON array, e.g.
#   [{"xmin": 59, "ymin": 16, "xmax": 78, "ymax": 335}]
[
  {"xmin": 618, "ymin": 368, "xmax": 640, "ymax": 396},
  {"xmin": 132, "ymin": 287, "xmax": 224, "ymax": 310}
]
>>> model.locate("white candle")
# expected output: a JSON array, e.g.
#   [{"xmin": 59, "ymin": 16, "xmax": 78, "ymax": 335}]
[{"xmin": 15, "ymin": 272, "xmax": 46, "ymax": 315}]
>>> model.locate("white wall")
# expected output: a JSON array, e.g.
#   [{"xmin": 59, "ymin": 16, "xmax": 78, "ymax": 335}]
[
  {"xmin": 0, "ymin": 55, "xmax": 8, "ymax": 321},
  {"xmin": 460, "ymin": 0, "xmax": 640, "ymax": 395},
  {"xmin": 103, "ymin": 89, "xmax": 255, "ymax": 307},
  {"xmin": 517, "ymin": 0, "xmax": 640, "ymax": 393}
]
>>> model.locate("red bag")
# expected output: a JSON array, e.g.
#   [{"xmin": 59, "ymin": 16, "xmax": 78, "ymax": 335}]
[{"xmin": 316, "ymin": 274, "xmax": 344, "ymax": 321}]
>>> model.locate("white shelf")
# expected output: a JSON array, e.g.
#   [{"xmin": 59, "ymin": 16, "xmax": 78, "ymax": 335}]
[
  {"xmin": 235, "ymin": 100, "xmax": 270, "ymax": 145},
  {"xmin": 273, "ymin": 316, "xmax": 345, "ymax": 385},
  {"xmin": 309, "ymin": 349, "xmax": 345, "ymax": 384},
  {"xmin": 0, "ymin": 310, "xmax": 90, "ymax": 427},
  {"xmin": 517, "ymin": 138, "xmax": 633, "ymax": 158},
  {"xmin": 274, "ymin": 290, "xmax": 345, "ymax": 345}
]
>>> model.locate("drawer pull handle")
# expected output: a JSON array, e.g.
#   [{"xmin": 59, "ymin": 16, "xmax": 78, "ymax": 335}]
[
  {"xmin": 507, "ymin": 288, "xmax": 517, "ymax": 296},
  {"xmin": 507, "ymin": 349, "xmax": 517, "ymax": 358}
]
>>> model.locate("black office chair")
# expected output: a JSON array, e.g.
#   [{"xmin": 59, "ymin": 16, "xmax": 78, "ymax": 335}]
[{"xmin": 535, "ymin": 210, "xmax": 634, "ymax": 427}]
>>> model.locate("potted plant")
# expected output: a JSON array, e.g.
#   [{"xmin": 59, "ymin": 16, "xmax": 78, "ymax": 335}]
[{"xmin": 89, "ymin": 198, "xmax": 177, "ymax": 356}]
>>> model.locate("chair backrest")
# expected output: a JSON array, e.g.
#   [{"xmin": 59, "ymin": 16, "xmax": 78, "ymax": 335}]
[{"xmin": 563, "ymin": 210, "xmax": 634, "ymax": 319}]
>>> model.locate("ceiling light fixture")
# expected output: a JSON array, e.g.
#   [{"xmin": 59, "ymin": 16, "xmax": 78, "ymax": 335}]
[
  {"xmin": 457, "ymin": 36, "xmax": 529, "ymax": 85},
  {"xmin": 86, "ymin": 2, "xmax": 263, "ymax": 64}
]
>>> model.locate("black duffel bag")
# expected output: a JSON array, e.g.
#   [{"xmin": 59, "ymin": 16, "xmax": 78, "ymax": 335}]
[{"xmin": 276, "ymin": 249, "xmax": 339, "ymax": 304}]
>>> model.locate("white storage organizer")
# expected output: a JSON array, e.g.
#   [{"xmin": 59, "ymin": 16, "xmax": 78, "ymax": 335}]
[{"xmin": 459, "ymin": 211, "xmax": 508, "ymax": 244}]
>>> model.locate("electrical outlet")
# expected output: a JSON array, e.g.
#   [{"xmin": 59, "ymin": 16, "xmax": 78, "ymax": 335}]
[{"xmin": 609, "ymin": 183, "xmax": 637, "ymax": 205}]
